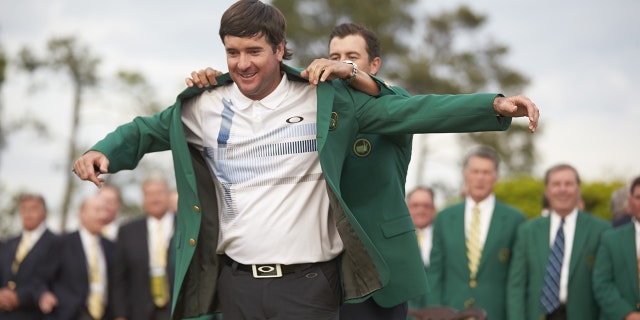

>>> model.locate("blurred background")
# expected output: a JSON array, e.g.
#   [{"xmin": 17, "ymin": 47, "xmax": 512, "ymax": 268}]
[{"xmin": 0, "ymin": 0, "xmax": 638, "ymax": 236}]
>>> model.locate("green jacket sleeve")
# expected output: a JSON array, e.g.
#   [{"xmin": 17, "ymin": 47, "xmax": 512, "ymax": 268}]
[
  {"xmin": 356, "ymin": 93, "xmax": 510, "ymax": 135},
  {"xmin": 91, "ymin": 105, "xmax": 174, "ymax": 173}
]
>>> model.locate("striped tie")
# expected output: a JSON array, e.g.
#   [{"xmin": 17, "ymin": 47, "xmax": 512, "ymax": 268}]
[
  {"xmin": 541, "ymin": 218, "xmax": 565, "ymax": 314},
  {"xmin": 466, "ymin": 205, "xmax": 482, "ymax": 281}
]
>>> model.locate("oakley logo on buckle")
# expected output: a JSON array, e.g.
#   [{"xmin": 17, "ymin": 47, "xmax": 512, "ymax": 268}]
[{"xmin": 251, "ymin": 264, "xmax": 283, "ymax": 278}]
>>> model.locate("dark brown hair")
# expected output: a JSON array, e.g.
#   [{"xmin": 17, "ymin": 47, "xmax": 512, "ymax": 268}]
[
  {"xmin": 329, "ymin": 23, "xmax": 381, "ymax": 63},
  {"xmin": 219, "ymin": 0, "xmax": 292, "ymax": 60},
  {"xmin": 544, "ymin": 163, "xmax": 581, "ymax": 186}
]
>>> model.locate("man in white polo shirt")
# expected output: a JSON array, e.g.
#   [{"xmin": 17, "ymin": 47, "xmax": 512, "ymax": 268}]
[{"xmin": 73, "ymin": 1, "xmax": 539, "ymax": 319}]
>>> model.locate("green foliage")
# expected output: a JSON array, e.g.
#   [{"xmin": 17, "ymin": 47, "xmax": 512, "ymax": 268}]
[
  {"xmin": 494, "ymin": 176, "xmax": 624, "ymax": 222},
  {"xmin": 0, "ymin": 45, "xmax": 6, "ymax": 85},
  {"xmin": 581, "ymin": 180, "xmax": 625, "ymax": 221},
  {"xmin": 494, "ymin": 176, "xmax": 545, "ymax": 219},
  {"xmin": 271, "ymin": 0, "xmax": 415, "ymax": 66}
]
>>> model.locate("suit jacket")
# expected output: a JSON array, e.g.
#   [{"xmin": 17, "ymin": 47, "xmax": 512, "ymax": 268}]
[
  {"xmin": 427, "ymin": 199, "xmax": 525, "ymax": 320},
  {"xmin": 90, "ymin": 65, "xmax": 512, "ymax": 319},
  {"xmin": 46, "ymin": 231, "xmax": 114, "ymax": 320},
  {"xmin": 0, "ymin": 229, "xmax": 60, "ymax": 320},
  {"xmin": 592, "ymin": 222, "xmax": 640, "ymax": 320},
  {"xmin": 339, "ymin": 85, "xmax": 429, "ymax": 308},
  {"xmin": 507, "ymin": 211, "xmax": 609, "ymax": 320},
  {"xmin": 113, "ymin": 216, "xmax": 175, "ymax": 320}
]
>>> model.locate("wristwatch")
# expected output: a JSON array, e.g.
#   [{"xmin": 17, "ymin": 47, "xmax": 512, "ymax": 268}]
[{"xmin": 341, "ymin": 60, "xmax": 358, "ymax": 85}]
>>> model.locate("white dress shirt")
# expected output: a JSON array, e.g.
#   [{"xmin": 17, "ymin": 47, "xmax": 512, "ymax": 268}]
[{"xmin": 417, "ymin": 225, "xmax": 433, "ymax": 267}]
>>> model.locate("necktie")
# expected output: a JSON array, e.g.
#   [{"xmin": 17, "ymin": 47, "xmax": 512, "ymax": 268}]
[
  {"xmin": 87, "ymin": 236, "xmax": 104, "ymax": 319},
  {"xmin": 466, "ymin": 205, "xmax": 482, "ymax": 283},
  {"xmin": 12, "ymin": 233, "xmax": 32, "ymax": 273},
  {"xmin": 541, "ymin": 218, "xmax": 565, "ymax": 314},
  {"xmin": 150, "ymin": 221, "xmax": 170, "ymax": 308},
  {"xmin": 416, "ymin": 230, "xmax": 423, "ymax": 249}
]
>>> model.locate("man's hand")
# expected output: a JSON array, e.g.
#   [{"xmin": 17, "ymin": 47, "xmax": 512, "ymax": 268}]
[
  {"xmin": 0, "ymin": 288, "xmax": 19, "ymax": 311},
  {"xmin": 625, "ymin": 312, "xmax": 640, "ymax": 320},
  {"xmin": 185, "ymin": 67, "xmax": 223, "ymax": 88},
  {"xmin": 39, "ymin": 291, "xmax": 58, "ymax": 314},
  {"xmin": 301, "ymin": 59, "xmax": 354, "ymax": 86},
  {"xmin": 72, "ymin": 150, "xmax": 109, "ymax": 188},
  {"xmin": 493, "ymin": 94, "xmax": 540, "ymax": 133}
]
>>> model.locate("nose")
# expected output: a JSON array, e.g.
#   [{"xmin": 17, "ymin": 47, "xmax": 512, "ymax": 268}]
[{"xmin": 237, "ymin": 53, "xmax": 251, "ymax": 70}]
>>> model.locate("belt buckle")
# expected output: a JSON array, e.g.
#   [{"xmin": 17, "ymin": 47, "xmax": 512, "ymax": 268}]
[{"xmin": 251, "ymin": 264, "xmax": 283, "ymax": 278}]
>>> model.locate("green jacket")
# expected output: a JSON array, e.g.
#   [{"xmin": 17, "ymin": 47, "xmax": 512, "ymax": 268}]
[
  {"xmin": 593, "ymin": 223, "xmax": 640, "ymax": 320},
  {"xmin": 91, "ymin": 65, "xmax": 510, "ymax": 319},
  {"xmin": 507, "ymin": 212, "xmax": 609, "ymax": 320},
  {"xmin": 427, "ymin": 199, "xmax": 525, "ymax": 320},
  {"xmin": 340, "ymin": 84, "xmax": 428, "ymax": 308}
]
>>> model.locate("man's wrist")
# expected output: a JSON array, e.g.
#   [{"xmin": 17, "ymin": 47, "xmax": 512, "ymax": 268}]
[
  {"xmin": 341, "ymin": 60, "xmax": 358, "ymax": 84},
  {"xmin": 493, "ymin": 93, "xmax": 505, "ymax": 116}
]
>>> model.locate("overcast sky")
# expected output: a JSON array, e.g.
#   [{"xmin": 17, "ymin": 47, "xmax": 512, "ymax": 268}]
[{"xmin": 1, "ymin": 0, "xmax": 639, "ymax": 227}]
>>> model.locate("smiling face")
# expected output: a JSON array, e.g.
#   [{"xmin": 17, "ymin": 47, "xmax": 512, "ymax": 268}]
[
  {"xmin": 545, "ymin": 167, "xmax": 581, "ymax": 217},
  {"xmin": 329, "ymin": 34, "xmax": 380, "ymax": 75},
  {"xmin": 224, "ymin": 34, "xmax": 284, "ymax": 101},
  {"xmin": 407, "ymin": 189, "xmax": 436, "ymax": 229}
]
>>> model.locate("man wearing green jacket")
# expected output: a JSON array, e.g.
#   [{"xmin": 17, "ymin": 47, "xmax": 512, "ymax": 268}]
[
  {"xmin": 73, "ymin": 1, "xmax": 539, "ymax": 319},
  {"xmin": 593, "ymin": 176, "xmax": 640, "ymax": 320},
  {"xmin": 427, "ymin": 146, "xmax": 525, "ymax": 320},
  {"xmin": 507, "ymin": 164, "xmax": 609, "ymax": 320}
]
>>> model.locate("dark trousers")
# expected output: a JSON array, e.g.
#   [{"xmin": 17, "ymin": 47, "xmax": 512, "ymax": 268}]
[
  {"xmin": 339, "ymin": 298, "xmax": 408, "ymax": 320},
  {"xmin": 218, "ymin": 258, "xmax": 340, "ymax": 320},
  {"xmin": 547, "ymin": 304, "xmax": 567, "ymax": 320},
  {"xmin": 152, "ymin": 305, "xmax": 172, "ymax": 320}
]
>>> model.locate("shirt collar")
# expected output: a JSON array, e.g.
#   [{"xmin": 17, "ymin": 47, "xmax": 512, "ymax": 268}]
[
  {"xmin": 231, "ymin": 73, "xmax": 290, "ymax": 111},
  {"xmin": 465, "ymin": 194, "xmax": 496, "ymax": 213},
  {"xmin": 634, "ymin": 218, "xmax": 640, "ymax": 235},
  {"xmin": 550, "ymin": 207, "xmax": 578, "ymax": 225},
  {"xmin": 23, "ymin": 222, "xmax": 47, "ymax": 241},
  {"xmin": 146, "ymin": 212, "xmax": 174, "ymax": 228},
  {"xmin": 79, "ymin": 226, "xmax": 100, "ymax": 246}
]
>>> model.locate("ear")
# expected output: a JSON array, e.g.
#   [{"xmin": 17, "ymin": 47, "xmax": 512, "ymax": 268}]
[
  {"xmin": 368, "ymin": 57, "xmax": 382, "ymax": 75},
  {"xmin": 276, "ymin": 41, "xmax": 285, "ymax": 62}
]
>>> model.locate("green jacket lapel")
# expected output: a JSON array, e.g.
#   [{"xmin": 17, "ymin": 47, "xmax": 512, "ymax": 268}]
[
  {"xmin": 621, "ymin": 224, "xmax": 639, "ymax": 298},
  {"xmin": 536, "ymin": 217, "xmax": 552, "ymax": 267},
  {"xmin": 569, "ymin": 212, "xmax": 588, "ymax": 280},
  {"xmin": 452, "ymin": 204, "xmax": 468, "ymax": 276},
  {"xmin": 315, "ymin": 83, "xmax": 334, "ymax": 153},
  {"xmin": 478, "ymin": 206, "xmax": 505, "ymax": 274}
]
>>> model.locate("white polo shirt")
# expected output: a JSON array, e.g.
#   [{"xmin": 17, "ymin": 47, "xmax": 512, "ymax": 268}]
[{"xmin": 182, "ymin": 74, "xmax": 343, "ymax": 264}]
